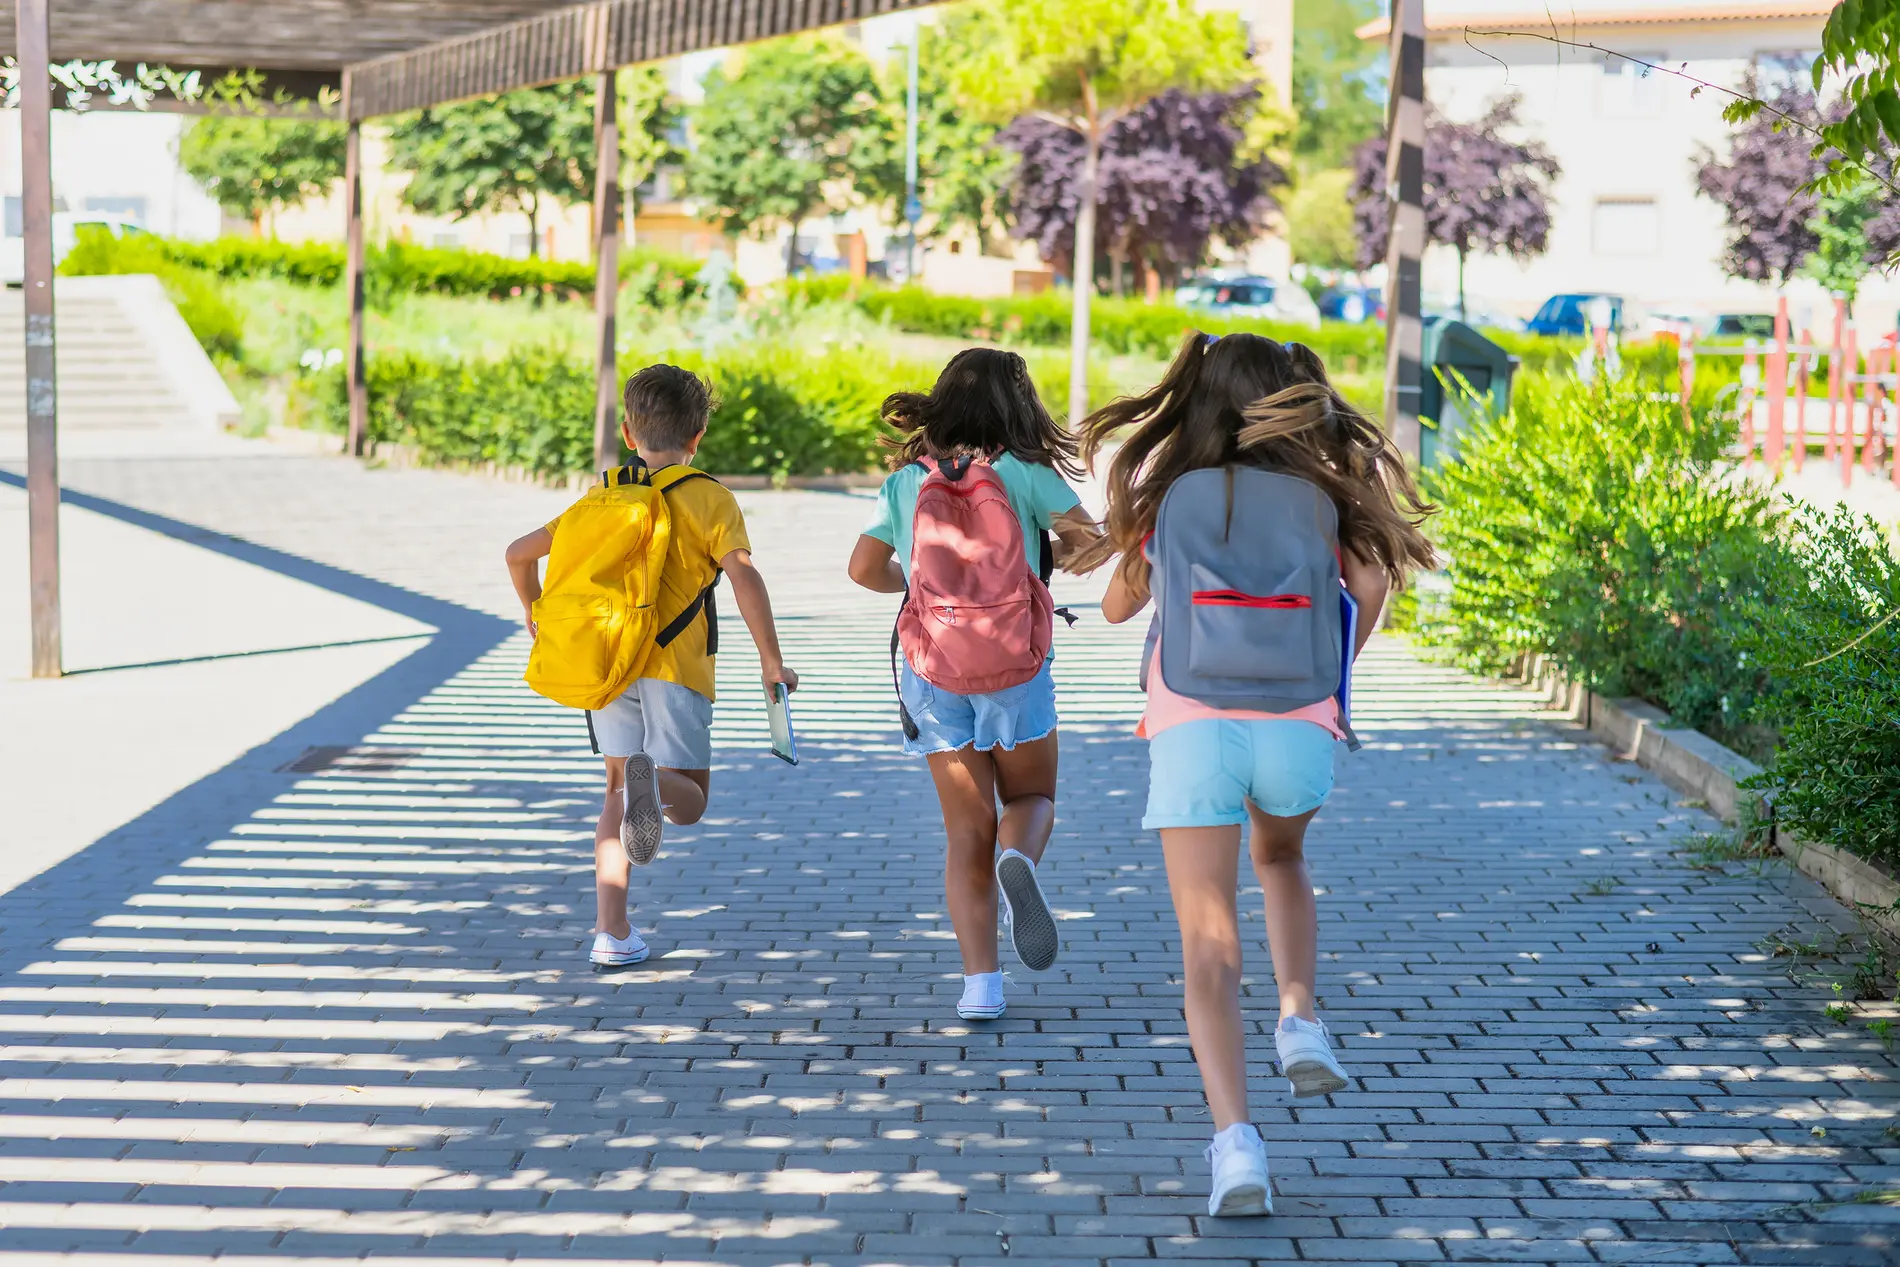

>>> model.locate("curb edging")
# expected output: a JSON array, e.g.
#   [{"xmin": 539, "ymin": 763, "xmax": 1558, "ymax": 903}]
[{"xmin": 1519, "ymin": 659, "xmax": 1900, "ymax": 939}]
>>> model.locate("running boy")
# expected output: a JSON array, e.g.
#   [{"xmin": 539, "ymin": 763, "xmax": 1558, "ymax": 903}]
[{"xmin": 505, "ymin": 365, "xmax": 797, "ymax": 970}]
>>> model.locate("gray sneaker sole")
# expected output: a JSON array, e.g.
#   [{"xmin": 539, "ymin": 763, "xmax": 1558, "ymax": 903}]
[
  {"xmin": 997, "ymin": 853, "xmax": 1058, "ymax": 971},
  {"xmin": 620, "ymin": 753, "xmax": 663, "ymax": 866},
  {"xmin": 1283, "ymin": 1057, "xmax": 1349, "ymax": 1098},
  {"xmin": 1210, "ymin": 1180, "xmax": 1273, "ymax": 1217}
]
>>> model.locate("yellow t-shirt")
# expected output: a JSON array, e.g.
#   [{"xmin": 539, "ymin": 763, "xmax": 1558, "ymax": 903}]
[{"xmin": 546, "ymin": 469, "xmax": 749, "ymax": 701}]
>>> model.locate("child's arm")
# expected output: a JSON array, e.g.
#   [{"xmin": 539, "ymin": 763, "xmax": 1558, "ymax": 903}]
[
  {"xmin": 1049, "ymin": 506, "xmax": 1106, "ymax": 571},
  {"xmin": 721, "ymin": 548, "xmax": 800, "ymax": 699},
  {"xmin": 1342, "ymin": 550, "xmax": 1390, "ymax": 659},
  {"xmin": 505, "ymin": 528, "xmax": 553, "ymax": 637},
  {"xmin": 1101, "ymin": 557, "xmax": 1151, "ymax": 625},
  {"xmin": 846, "ymin": 535, "xmax": 906, "ymax": 594}
]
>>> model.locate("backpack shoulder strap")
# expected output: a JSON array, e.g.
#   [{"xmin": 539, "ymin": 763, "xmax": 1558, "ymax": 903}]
[{"xmin": 648, "ymin": 465, "xmax": 722, "ymax": 495}]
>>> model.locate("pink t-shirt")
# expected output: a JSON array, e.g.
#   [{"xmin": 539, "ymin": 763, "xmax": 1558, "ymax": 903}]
[{"xmin": 1136, "ymin": 641, "xmax": 1345, "ymax": 741}]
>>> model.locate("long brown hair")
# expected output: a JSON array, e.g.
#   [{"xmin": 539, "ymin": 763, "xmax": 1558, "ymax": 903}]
[
  {"xmin": 881, "ymin": 347, "xmax": 1081, "ymax": 476},
  {"xmin": 1074, "ymin": 330, "xmax": 1437, "ymax": 587}
]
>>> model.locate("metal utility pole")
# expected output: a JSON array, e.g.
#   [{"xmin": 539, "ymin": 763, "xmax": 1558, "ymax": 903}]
[
  {"xmin": 904, "ymin": 24, "xmax": 921, "ymax": 281},
  {"xmin": 1382, "ymin": 0, "xmax": 1425, "ymax": 463},
  {"xmin": 342, "ymin": 71, "xmax": 368, "ymax": 459},
  {"xmin": 19, "ymin": 0, "xmax": 60, "ymax": 678}
]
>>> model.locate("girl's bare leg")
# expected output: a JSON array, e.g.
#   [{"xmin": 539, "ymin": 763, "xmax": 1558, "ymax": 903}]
[
  {"xmin": 1160, "ymin": 825, "xmax": 1249, "ymax": 1130},
  {"xmin": 925, "ymin": 747, "xmax": 1001, "ymax": 973},
  {"xmin": 1247, "ymin": 804, "xmax": 1320, "ymax": 1023},
  {"xmin": 990, "ymin": 732, "xmax": 1058, "ymax": 863}
]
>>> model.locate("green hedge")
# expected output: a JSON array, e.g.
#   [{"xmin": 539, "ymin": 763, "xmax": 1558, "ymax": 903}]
[
  {"xmin": 304, "ymin": 343, "xmax": 929, "ymax": 479},
  {"xmin": 1415, "ymin": 371, "xmax": 1900, "ymax": 867},
  {"xmin": 58, "ymin": 227, "xmax": 245, "ymax": 359},
  {"xmin": 63, "ymin": 230, "xmax": 709, "ymax": 306}
]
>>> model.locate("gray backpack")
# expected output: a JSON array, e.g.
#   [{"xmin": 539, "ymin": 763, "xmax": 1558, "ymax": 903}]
[{"xmin": 1141, "ymin": 465, "xmax": 1360, "ymax": 749}]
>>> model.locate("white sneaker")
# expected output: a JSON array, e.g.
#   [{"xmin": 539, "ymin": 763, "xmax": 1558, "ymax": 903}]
[
  {"xmin": 995, "ymin": 849, "xmax": 1058, "ymax": 971},
  {"xmin": 590, "ymin": 928, "xmax": 650, "ymax": 971},
  {"xmin": 1206, "ymin": 1123, "xmax": 1272, "ymax": 1217},
  {"xmin": 956, "ymin": 971, "xmax": 1006, "ymax": 1020},
  {"xmin": 1275, "ymin": 1015, "xmax": 1349, "ymax": 1097}
]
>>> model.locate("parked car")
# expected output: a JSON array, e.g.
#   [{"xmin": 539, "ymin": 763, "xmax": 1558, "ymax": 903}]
[
  {"xmin": 1711, "ymin": 313, "xmax": 1776, "ymax": 338},
  {"xmin": 1, "ymin": 212, "xmax": 149, "ymax": 285},
  {"xmin": 1526, "ymin": 292, "xmax": 1626, "ymax": 336},
  {"xmin": 1176, "ymin": 274, "xmax": 1322, "ymax": 327},
  {"xmin": 1319, "ymin": 284, "xmax": 1384, "ymax": 323}
]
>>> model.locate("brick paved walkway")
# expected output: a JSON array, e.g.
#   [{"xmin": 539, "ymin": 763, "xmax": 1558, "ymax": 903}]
[{"xmin": 0, "ymin": 453, "xmax": 1895, "ymax": 1266}]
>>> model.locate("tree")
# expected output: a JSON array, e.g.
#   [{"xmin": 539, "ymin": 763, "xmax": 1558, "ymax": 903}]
[
  {"xmin": 685, "ymin": 35, "xmax": 896, "ymax": 275},
  {"xmin": 1810, "ymin": 0, "xmax": 1900, "ymax": 189},
  {"xmin": 178, "ymin": 114, "xmax": 345, "ymax": 231},
  {"xmin": 877, "ymin": 11, "xmax": 1019, "ymax": 250},
  {"xmin": 953, "ymin": 0, "xmax": 1251, "ymax": 421},
  {"xmin": 1693, "ymin": 78, "xmax": 1831, "ymax": 285},
  {"xmin": 1285, "ymin": 168, "xmax": 1359, "ymax": 272},
  {"xmin": 1350, "ymin": 96, "xmax": 1559, "ymax": 321},
  {"xmin": 1002, "ymin": 86, "xmax": 1284, "ymax": 297},
  {"xmin": 387, "ymin": 81, "xmax": 596, "ymax": 256},
  {"xmin": 619, "ymin": 65, "xmax": 682, "ymax": 216},
  {"xmin": 1291, "ymin": 0, "xmax": 1385, "ymax": 172}
]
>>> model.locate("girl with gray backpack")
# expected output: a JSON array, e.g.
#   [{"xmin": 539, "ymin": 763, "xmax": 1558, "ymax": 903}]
[{"xmin": 1074, "ymin": 332, "xmax": 1436, "ymax": 1218}]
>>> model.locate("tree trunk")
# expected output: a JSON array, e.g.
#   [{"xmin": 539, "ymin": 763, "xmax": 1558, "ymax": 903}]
[
  {"xmin": 1069, "ymin": 124, "xmax": 1101, "ymax": 425},
  {"xmin": 785, "ymin": 215, "xmax": 801, "ymax": 278},
  {"xmin": 1110, "ymin": 243, "xmax": 1125, "ymax": 298},
  {"xmin": 1143, "ymin": 257, "xmax": 1161, "ymax": 304},
  {"xmin": 527, "ymin": 198, "xmax": 540, "ymax": 258},
  {"xmin": 1457, "ymin": 246, "xmax": 1467, "ymax": 323}
]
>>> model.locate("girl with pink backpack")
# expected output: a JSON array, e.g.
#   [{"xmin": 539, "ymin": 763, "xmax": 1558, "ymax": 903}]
[
  {"xmin": 847, "ymin": 349, "xmax": 1101, "ymax": 1022},
  {"xmin": 1075, "ymin": 332, "xmax": 1437, "ymax": 1218}
]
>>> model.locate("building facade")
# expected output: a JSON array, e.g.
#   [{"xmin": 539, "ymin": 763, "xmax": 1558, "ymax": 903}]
[{"xmin": 1358, "ymin": 0, "xmax": 1871, "ymax": 327}]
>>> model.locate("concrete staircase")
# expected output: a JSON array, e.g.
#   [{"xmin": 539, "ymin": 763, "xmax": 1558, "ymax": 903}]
[{"xmin": 0, "ymin": 274, "xmax": 237, "ymax": 432}]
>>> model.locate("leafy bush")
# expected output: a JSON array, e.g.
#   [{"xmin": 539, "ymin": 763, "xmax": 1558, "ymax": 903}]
[
  {"xmin": 788, "ymin": 282, "xmax": 1387, "ymax": 368},
  {"xmin": 1419, "ymin": 373, "xmax": 1782, "ymax": 735},
  {"xmin": 305, "ymin": 342, "xmax": 925, "ymax": 479},
  {"xmin": 63, "ymin": 230, "xmax": 710, "ymax": 307},
  {"xmin": 1735, "ymin": 508, "xmax": 1900, "ymax": 862},
  {"xmin": 59, "ymin": 227, "xmax": 245, "ymax": 359}
]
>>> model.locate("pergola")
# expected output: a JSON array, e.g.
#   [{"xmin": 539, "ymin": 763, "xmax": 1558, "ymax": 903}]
[{"xmin": 8, "ymin": 0, "xmax": 941, "ymax": 677}]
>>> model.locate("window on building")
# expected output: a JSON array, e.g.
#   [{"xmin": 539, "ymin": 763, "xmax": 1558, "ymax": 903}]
[
  {"xmin": 1593, "ymin": 197, "xmax": 1660, "ymax": 255},
  {"xmin": 1598, "ymin": 51, "xmax": 1665, "ymax": 115},
  {"xmin": 4, "ymin": 197, "xmax": 19, "ymax": 238},
  {"xmin": 1754, "ymin": 49, "xmax": 1818, "ymax": 94}
]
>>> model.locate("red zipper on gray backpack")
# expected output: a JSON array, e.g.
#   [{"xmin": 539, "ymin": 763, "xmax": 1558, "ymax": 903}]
[{"xmin": 1190, "ymin": 590, "xmax": 1312, "ymax": 609}]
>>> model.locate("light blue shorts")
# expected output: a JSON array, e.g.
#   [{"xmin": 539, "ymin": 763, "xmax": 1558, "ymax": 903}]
[
  {"xmin": 587, "ymin": 677, "xmax": 713, "ymax": 769},
  {"xmin": 1144, "ymin": 718, "xmax": 1338, "ymax": 830},
  {"xmin": 898, "ymin": 656, "xmax": 1058, "ymax": 757}
]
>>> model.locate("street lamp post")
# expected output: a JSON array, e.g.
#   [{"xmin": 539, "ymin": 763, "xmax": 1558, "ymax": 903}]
[{"xmin": 904, "ymin": 24, "xmax": 921, "ymax": 281}]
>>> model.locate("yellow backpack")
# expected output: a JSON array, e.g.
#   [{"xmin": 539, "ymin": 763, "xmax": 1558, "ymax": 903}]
[{"xmin": 525, "ymin": 463, "xmax": 722, "ymax": 710}]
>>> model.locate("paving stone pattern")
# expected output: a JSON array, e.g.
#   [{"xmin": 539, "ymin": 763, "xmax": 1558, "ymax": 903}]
[{"xmin": 0, "ymin": 454, "xmax": 1895, "ymax": 1266}]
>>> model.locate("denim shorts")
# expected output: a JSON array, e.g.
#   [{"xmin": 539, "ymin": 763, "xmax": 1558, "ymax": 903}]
[
  {"xmin": 587, "ymin": 677, "xmax": 714, "ymax": 769},
  {"xmin": 898, "ymin": 656, "xmax": 1058, "ymax": 756},
  {"xmin": 1143, "ymin": 717, "xmax": 1337, "ymax": 829}
]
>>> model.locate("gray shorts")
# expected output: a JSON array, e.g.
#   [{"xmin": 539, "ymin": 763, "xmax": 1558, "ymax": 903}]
[{"xmin": 586, "ymin": 677, "xmax": 713, "ymax": 770}]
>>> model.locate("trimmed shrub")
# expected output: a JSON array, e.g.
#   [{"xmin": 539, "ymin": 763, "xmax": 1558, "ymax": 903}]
[
  {"xmin": 59, "ymin": 227, "xmax": 245, "ymax": 360},
  {"xmin": 63, "ymin": 230, "xmax": 709, "ymax": 306},
  {"xmin": 304, "ymin": 342, "xmax": 926, "ymax": 479}
]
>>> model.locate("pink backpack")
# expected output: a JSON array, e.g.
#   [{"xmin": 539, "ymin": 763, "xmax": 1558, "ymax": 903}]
[{"xmin": 894, "ymin": 456, "xmax": 1054, "ymax": 714}]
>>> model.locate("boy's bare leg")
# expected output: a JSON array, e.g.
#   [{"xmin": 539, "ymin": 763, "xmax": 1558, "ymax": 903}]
[
  {"xmin": 657, "ymin": 768, "xmax": 709, "ymax": 825},
  {"xmin": 925, "ymin": 747, "xmax": 1001, "ymax": 974},
  {"xmin": 595, "ymin": 757, "xmax": 632, "ymax": 939}
]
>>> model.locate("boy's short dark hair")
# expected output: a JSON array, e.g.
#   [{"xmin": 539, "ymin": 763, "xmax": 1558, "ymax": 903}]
[{"xmin": 622, "ymin": 364, "xmax": 712, "ymax": 451}]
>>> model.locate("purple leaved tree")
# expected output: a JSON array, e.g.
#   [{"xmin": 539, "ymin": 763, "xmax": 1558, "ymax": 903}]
[
  {"xmin": 1351, "ymin": 95, "xmax": 1559, "ymax": 322},
  {"xmin": 1003, "ymin": 86, "xmax": 1284, "ymax": 297},
  {"xmin": 1694, "ymin": 75, "xmax": 1900, "ymax": 291}
]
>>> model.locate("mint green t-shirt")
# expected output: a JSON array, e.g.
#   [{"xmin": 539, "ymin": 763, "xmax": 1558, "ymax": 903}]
[{"xmin": 864, "ymin": 454, "xmax": 1083, "ymax": 580}]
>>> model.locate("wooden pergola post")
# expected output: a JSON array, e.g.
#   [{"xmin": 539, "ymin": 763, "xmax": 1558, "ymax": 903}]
[
  {"xmin": 343, "ymin": 70, "xmax": 368, "ymax": 458},
  {"xmin": 19, "ymin": 0, "xmax": 60, "ymax": 678},
  {"xmin": 1382, "ymin": 0, "xmax": 1425, "ymax": 463},
  {"xmin": 592, "ymin": 68, "xmax": 621, "ymax": 472}
]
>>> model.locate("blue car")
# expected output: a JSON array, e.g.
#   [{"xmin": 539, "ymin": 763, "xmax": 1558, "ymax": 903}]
[
  {"xmin": 1527, "ymin": 293, "xmax": 1625, "ymax": 337},
  {"xmin": 1318, "ymin": 285, "xmax": 1384, "ymax": 323}
]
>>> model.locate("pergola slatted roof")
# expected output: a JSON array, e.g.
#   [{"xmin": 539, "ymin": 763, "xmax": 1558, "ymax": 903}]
[
  {"xmin": 0, "ymin": 1, "xmax": 938, "ymax": 117},
  {"xmin": 10, "ymin": 0, "xmax": 948, "ymax": 679}
]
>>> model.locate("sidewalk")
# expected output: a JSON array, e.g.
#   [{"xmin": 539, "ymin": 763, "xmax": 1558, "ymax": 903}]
[{"xmin": 0, "ymin": 450, "xmax": 1893, "ymax": 1266}]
